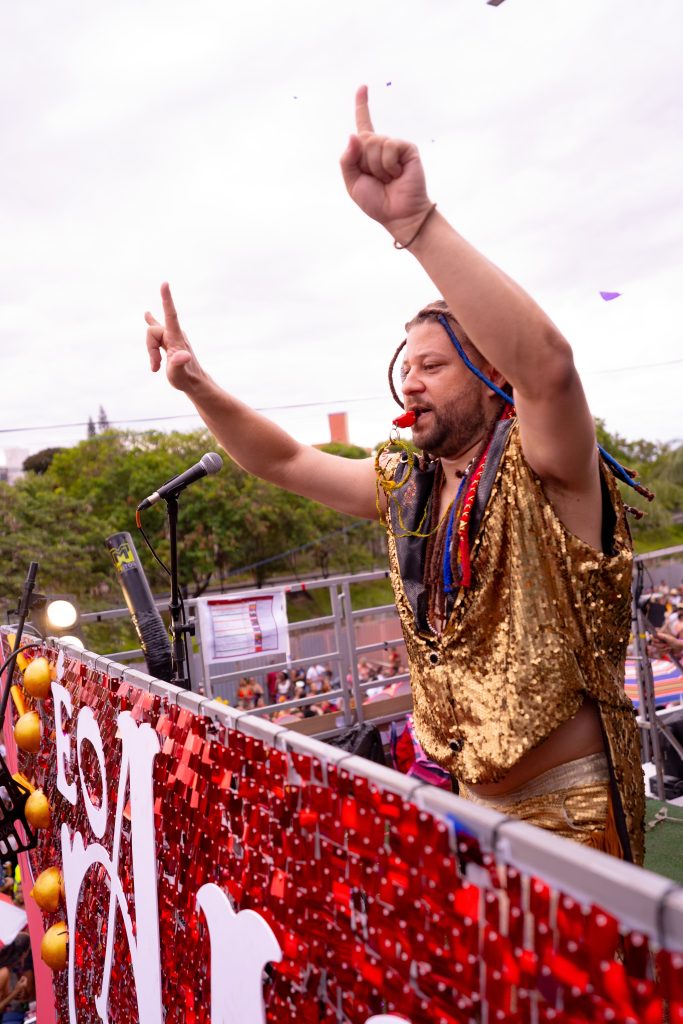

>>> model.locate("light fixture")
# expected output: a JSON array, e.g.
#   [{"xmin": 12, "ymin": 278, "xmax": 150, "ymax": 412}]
[
  {"xmin": 44, "ymin": 599, "xmax": 79, "ymax": 631},
  {"xmin": 59, "ymin": 635, "xmax": 85, "ymax": 650},
  {"xmin": 22, "ymin": 593, "xmax": 81, "ymax": 640}
]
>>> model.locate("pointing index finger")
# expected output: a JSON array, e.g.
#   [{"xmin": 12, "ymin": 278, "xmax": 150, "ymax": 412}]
[
  {"xmin": 160, "ymin": 281, "xmax": 180, "ymax": 332},
  {"xmin": 355, "ymin": 84, "xmax": 374, "ymax": 134}
]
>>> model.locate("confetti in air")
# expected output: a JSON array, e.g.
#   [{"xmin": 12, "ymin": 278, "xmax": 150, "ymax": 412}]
[{"xmin": 600, "ymin": 291, "xmax": 622, "ymax": 302}]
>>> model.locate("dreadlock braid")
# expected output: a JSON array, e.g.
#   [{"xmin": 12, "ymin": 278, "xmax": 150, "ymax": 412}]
[
  {"xmin": 388, "ymin": 339, "xmax": 407, "ymax": 409},
  {"xmin": 388, "ymin": 300, "xmax": 511, "ymax": 410}
]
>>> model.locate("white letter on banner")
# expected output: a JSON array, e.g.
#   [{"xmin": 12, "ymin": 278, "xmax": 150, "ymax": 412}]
[
  {"xmin": 52, "ymin": 682, "xmax": 77, "ymax": 806},
  {"xmin": 196, "ymin": 882, "xmax": 282, "ymax": 1024},
  {"xmin": 76, "ymin": 706, "xmax": 108, "ymax": 840},
  {"xmin": 365, "ymin": 1017, "xmax": 414, "ymax": 1024},
  {"xmin": 62, "ymin": 710, "xmax": 162, "ymax": 1024}
]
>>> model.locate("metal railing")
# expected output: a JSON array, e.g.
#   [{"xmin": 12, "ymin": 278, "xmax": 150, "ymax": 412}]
[
  {"xmin": 82, "ymin": 552, "xmax": 683, "ymax": 766},
  {"xmin": 631, "ymin": 545, "xmax": 683, "ymax": 799},
  {"xmin": 82, "ymin": 570, "xmax": 410, "ymax": 736},
  {"xmin": 17, "ymin": 634, "xmax": 683, "ymax": 953}
]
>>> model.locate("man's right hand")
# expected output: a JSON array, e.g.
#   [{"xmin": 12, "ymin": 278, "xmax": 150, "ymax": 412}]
[
  {"xmin": 145, "ymin": 282, "xmax": 203, "ymax": 393},
  {"xmin": 143, "ymin": 282, "xmax": 380, "ymax": 521}
]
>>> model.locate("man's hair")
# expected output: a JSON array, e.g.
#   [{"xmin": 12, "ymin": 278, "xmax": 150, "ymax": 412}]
[
  {"xmin": 388, "ymin": 299, "xmax": 511, "ymax": 407},
  {"xmin": 405, "ymin": 300, "xmax": 491, "ymax": 370}
]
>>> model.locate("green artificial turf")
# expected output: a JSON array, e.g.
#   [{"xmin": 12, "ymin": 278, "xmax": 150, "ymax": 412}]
[{"xmin": 643, "ymin": 799, "xmax": 683, "ymax": 883}]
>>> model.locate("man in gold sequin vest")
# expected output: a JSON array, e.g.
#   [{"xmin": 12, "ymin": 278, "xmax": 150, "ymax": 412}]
[{"xmin": 144, "ymin": 87, "xmax": 645, "ymax": 861}]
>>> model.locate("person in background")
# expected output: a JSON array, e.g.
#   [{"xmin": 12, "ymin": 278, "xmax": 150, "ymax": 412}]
[
  {"xmin": 275, "ymin": 672, "xmax": 292, "ymax": 700},
  {"xmin": 0, "ymin": 864, "xmax": 13, "ymax": 898},
  {"xmin": 0, "ymin": 932, "xmax": 34, "ymax": 1024}
]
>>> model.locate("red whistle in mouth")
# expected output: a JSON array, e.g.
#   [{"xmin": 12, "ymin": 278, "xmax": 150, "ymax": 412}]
[{"xmin": 392, "ymin": 410, "xmax": 416, "ymax": 428}]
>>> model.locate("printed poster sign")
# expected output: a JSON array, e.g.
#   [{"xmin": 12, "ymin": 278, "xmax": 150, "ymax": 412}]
[{"xmin": 196, "ymin": 589, "xmax": 289, "ymax": 665}]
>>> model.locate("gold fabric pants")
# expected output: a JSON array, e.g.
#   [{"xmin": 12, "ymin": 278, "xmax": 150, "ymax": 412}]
[{"xmin": 459, "ymin": 753, "xmax": 624, "ymax": 856}]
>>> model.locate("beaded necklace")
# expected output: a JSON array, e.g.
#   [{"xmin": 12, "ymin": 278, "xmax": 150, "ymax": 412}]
[
  {"xmin": 386, "ymin": 313, "xmax": 655, "ymax": 520},
  {"xmin": 383, "ymin": 308, "xmax": 655, "ymax": 610},
  {"xmin": 442, "ymin": 405, "xmax": 514, "ymax": 595},
  {"xmin": 377, "ymin": 407, "xmax": 511, "ymax": 617}
]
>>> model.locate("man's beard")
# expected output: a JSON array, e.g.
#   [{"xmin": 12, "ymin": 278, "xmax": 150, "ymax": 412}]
[{"xmin": 411, "ymin": 392, "xmax": 488, "ymax": 459}]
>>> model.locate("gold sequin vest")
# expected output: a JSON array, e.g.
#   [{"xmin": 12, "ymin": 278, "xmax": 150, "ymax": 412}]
[{"xmin": 384, "ymin": 420, "xmax": 644, "ymax": 861}]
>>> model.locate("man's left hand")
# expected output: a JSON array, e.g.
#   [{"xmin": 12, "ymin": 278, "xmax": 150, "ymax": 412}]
[{"xmin": 340, "ymin": 85, "xmax": 432, "ymax": 242}]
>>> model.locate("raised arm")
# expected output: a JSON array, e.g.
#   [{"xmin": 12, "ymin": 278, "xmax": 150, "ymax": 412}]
[
  {"xmin": 144, "ymin": 284, "xmax": 379, "ymax": 520},
  {"xmin": 340, "ymin": 87, "xmax": 601, "ymax": 544}
]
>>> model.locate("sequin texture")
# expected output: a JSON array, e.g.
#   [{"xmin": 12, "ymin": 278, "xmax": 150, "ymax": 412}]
[{"xmin": 382, "ymin": 420, "xmax": 645, "ymax": 862}]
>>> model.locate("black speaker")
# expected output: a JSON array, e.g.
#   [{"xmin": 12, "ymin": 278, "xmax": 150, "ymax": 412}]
[
  {"xmin": 639, "ymin": 596, "xmax": 666, "ymax": 630},
  {"xmin": 325, "ymin": 723, "xmax": 387, "ymax": 766},
  {"xmin": 662, "ymin": 719, "xmax": 683, "ymax": 779},
  {"xmin": 106, "ymin": 532, "xmax": 172, "ymax": 681}
]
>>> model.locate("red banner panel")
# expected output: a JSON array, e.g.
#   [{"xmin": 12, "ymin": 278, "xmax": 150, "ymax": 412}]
[{"xmin": 1, "ymin": 636, "xmax": 680, "ymax": 1024}]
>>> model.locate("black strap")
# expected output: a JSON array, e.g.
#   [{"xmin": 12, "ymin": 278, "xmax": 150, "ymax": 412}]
[
  {"xmin": 469, "ymin": 418, "xmax": 515, "ymax": 541},
  {"xmin": 391, "ymin": 419, "xmax": 514, "ymax": 631},
  {"xmin": 390, "ymin": 456, "xmax": 439, "ymax": 633}
]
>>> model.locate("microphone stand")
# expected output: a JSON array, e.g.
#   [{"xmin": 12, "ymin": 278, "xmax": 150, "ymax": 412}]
[
  {"xmin": 166, "ymin": 496, "xmax": 192, "ymax": 690},
  {"xmin": 0, "ymin": 561, "xmax": 40, "ymax": 729}
]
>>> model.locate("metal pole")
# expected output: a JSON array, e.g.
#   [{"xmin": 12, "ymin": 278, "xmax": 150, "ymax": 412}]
[
  {"xmin": 341, "ymin": 581, "xmax": 366, "ymax": 725},
  {"xmin": 633, "ymin": 561, "xmax": 666, "ymax": 799},
  {"xmin": 166, "ymin": 497, "xmax": 190, "ymax": 690},
  {"xmin": 0, "ymin": 562, "xmax": 40, "ymax": 729},
  {"xmin": 330, "ymin": 587, "xmax": 354, "ymax": 727},
  {"xmin": 631, "ymin": 564, "xmax": 651, "ymax": 762}
]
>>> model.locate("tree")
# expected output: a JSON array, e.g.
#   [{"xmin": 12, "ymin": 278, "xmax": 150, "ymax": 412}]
[
  {"xmin": 317, "ymin": 441, "xmax": 369, "ymax": 460},
  {"xmin": 97, "ymin": 406, "xmax": 110, "ymax": 432},
  {"xmin": 595, "ymin": 420, "xmax": 683, "ymax": 550},
  {"xmin": 0, "ymin": 476, "xmax": 110, "ymax": 626},
  {"xmin": 22, "ymin": 448, "xmax": 65, "ymax": 475},
  {"xmin": 87, "ymin": 417, "xmax": 96, "ymax": 438}
]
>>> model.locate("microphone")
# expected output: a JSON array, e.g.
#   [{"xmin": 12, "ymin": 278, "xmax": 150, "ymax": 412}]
[{"xmin": 137, "ymin": 452, "xmax": 223, "ymax": 511}]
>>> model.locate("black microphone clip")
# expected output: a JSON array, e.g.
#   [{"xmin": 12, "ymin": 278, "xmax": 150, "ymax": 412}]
[{"xmin": 137, "ymin": 452, "xmax": 223, "ymax": 512}]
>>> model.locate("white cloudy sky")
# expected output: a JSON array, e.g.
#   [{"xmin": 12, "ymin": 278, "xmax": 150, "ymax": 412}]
[{"xmin": 1, "ymin": 0, "xmax": 681, "ymax": 466}]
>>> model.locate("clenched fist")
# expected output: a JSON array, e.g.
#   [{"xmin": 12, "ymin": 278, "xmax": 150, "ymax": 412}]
[{"xmin": 340, "ymin": 85, "xmax": 433, "ymax": 243}]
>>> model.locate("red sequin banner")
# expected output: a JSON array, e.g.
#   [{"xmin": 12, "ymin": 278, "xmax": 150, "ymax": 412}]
[{"xmin": 2, "ymin": 637, "xmax": 682, "ymax": 1024}]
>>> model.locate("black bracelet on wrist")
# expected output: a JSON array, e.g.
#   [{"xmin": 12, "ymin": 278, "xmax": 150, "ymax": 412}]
[{"xmin": 393, "ymin": 203, "xmax": 437, "ymax": 250}]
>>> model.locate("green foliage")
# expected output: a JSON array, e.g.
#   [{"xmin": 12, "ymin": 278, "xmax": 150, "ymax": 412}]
[
  {"xmin": 4, "ymin": 421, "xmax": 679, "ymax": 652},
  {"xmin": 22, "ymin": 447, "xmax": 65, "ymax": 475},
  {"xmin": 81, "ymin": 615, "xmax": 141, "ymax": 657},
  {"xmin": 0, "ymin": 430, "xmax": 386, "ymax": 639},
  {"xmin": 0, "ymin": 474, "xmax": 112, "ymax": 622},
  {"xmin": 595, "ymin": 419, "xmax": 683, "ymax": 551},
  {"xmin": 317, "ymin": 441, "xmax": 369, "ymax": 460},
  {"xmin": 373, "ymin": 437, "xmax": 420, "ymax": 456},
  {"xmin": 285, "ymin": 578, "xmax": 395, "ymax": 623},
  {"xmin": 349, "ymin": 576, "xmax": 394, "ymax": 610}
]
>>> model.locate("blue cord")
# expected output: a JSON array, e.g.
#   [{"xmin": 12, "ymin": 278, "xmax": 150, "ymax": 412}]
[
  {"xmin": 437, "ymin": 315, "xmax": 513, "ymax": 404},
  {"xmin": 597, "ymin": 445, "xmax": 634, "ymax": 485},
  {"xmin": 436, "ymin": 313, "xmax": 651, "ymax": 501},
  {"xmin": 442, "ymin": 475, "xmax": 468, "ymax": 594}
]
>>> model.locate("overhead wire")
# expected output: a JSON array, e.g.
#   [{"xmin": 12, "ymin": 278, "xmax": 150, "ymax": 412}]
[
  {"xmin": 1, "ymin": 355, "xmax": 682, "ymax": 436},
  {"xmin": 0, "ymin": 396, "xmax": 386, "ymax": 436}
]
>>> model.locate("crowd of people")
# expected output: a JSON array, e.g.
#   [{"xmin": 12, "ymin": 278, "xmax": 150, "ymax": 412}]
[
  {"xmin": 0, "ymin": 862, "xmax": 35, "ymax": 1024},
  {"xmin": 222, "ymin": 648, "xmax": 405, "ymax": 723},
  {"xmin": 643, "ymin": 582, "xmax": 683, "ymax": 659},
  {"xmin": 269, "ymin": 666, "xmax": 339, "ymax": 722}
]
